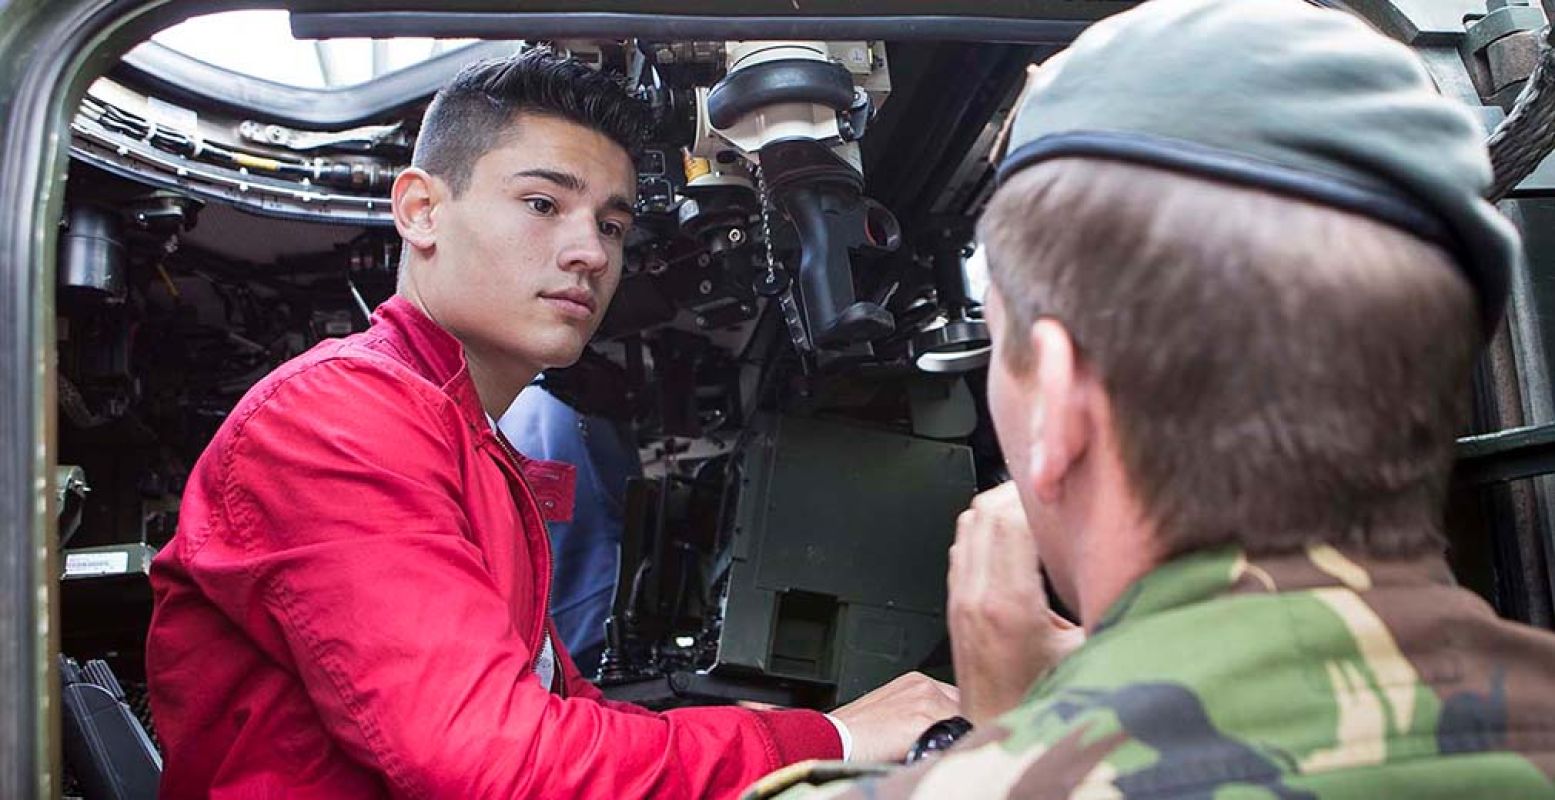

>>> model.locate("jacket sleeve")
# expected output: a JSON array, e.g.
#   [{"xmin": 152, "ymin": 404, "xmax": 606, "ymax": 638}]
[
  {"xmin": 553, "ymin": 625, "xmax": 658, "ymax": 716},
  {"xmin": 190, "ymin": 358, "xmax": 840, "ymax": 800}
]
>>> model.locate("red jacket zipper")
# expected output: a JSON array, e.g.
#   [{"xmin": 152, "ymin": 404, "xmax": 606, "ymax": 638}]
[{"xmin": 490, "ymin": 427, "xmax": 565, "ymax": 697}]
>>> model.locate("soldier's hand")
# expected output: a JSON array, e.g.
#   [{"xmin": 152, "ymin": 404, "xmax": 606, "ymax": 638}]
[
  {"xmin": 948, "ymin": 482, "xmax": 1086, "ymax": 726},
  {"xmin": 831, "ymin": 672, "xmax": 959, "ymax": 763}
]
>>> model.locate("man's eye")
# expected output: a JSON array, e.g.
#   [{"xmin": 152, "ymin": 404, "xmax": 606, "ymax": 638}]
[
  {"xmin": 525, "ymin": 197, "xmax": 556, "ymax": 215},
  {"xmin": 600, "ymin": 220, "xmax": 628, "ymax": 239}
]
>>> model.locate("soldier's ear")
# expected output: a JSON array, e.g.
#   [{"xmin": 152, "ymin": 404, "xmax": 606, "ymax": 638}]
[{"xmin": 1028, "ymin": 319, "xmax": 1089, "ymax": 503}]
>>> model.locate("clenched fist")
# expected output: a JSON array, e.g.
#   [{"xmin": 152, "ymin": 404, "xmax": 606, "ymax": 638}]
[{"xmin": 948, "ymin": 482, "xmax": 1086, "ymax": 725}]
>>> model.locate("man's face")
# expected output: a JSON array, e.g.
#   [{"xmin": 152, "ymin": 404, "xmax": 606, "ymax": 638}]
[
  {"xmin": 416, "ymin": 113, "xmax": 635, "ymax": 375},
  {"xmin": 983, "ymin": 284, "xmax": 1079, "ymax": 606}
]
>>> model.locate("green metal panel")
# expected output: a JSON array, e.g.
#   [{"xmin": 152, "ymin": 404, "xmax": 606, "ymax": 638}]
[{"xmin": 717, "ymin": 414, "xmax": 975, "ymax": 701}]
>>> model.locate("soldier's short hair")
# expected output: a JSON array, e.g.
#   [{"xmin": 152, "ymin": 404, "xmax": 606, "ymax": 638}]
[{"xmin": 979, "ymin": 157, "xmax": 1480, "ymax": 559}]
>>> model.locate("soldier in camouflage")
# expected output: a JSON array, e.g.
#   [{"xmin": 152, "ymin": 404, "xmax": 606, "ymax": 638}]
[{"xmin": 748, "ymin": 0, "xmax": 1555, "ymax": 797}]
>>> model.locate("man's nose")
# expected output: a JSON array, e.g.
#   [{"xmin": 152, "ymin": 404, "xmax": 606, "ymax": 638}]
[{"xmin": 559, "ymin": 216, "xmax": 610, "ymax": 276}]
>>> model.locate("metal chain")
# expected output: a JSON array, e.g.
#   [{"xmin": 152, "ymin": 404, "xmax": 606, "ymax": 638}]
[
  {"xmin": 754, "ymin": 163, "xmax": 779, "ymax": 286},
  {"xmin": 752, "ymin": 162, "xmax": 811, "ymax": 352}
]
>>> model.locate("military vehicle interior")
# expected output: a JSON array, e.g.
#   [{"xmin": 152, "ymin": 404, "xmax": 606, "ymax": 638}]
[
  {"xmin": 57, "ymin": 16, "xmax": 1044, "ymax": 718},
  {"xmin": 37, "ymin": 2, "xmax": 1555, "ymax": 795}
]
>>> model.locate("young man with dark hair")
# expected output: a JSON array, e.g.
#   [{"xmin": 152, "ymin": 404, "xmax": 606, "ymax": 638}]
[
  {"xmin": 759, "ymin": 1, "xmax": 1555, "ymax": 797},
  {"xmin": 146, "ymin": 49, "xmax": 955, "ymax": 800}
]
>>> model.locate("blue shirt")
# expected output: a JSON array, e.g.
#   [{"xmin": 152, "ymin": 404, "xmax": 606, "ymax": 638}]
[{"xmin": 499, "ymin": 385, "xmax": 639, "ymax": 673}]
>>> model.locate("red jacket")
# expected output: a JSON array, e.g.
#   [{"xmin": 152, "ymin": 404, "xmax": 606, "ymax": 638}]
[{"xmin": 147, "ymin": 296, "xmax": 840, "ymax": 799}]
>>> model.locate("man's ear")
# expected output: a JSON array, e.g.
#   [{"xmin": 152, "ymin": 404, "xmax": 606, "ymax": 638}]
[
  {"xmin": 392, "ymin": 167, "xmax": 441, "ymax": 253},
  {"xmin": 1028, "ymin": 318, "xmax": 1090, "ymax": 503}
]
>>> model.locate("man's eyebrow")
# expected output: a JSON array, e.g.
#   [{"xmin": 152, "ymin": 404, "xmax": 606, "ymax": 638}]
[
  {"xmin": 510, "ymin": 168, "xmax": 634, "ymax": 216},
  {"xmin": 508, "ymin": 168, "xmax": 586, "ymax": 192},
  {"xmin": 604, "ymin": 194, "xmax": 636, "ymax": 217}
]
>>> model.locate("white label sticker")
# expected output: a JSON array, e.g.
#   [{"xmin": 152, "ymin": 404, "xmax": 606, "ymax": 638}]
[
  {"xmin": 146, "ymin": 97, "xmax": 199, "ymax": 135},
  {"xmin": 65, "ymin": 551, "xmax": 129, "ymax": 577}
]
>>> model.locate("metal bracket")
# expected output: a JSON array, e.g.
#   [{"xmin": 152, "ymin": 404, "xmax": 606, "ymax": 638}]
[
  {"xmin": 1465, "ymin": 1, "xmax": 1547, "ymax": 57},
  {"xmin": 1456, "ymin": 424, "xmax": 1555, "ymax": 484}
]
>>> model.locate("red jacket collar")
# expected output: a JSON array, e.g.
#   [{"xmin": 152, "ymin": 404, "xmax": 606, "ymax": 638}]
[
  {"xmin": 367, "ymin": 295, "xmax": 578, "ymax": 523},
  {"xmin": 369, "ymin": 295, "xmax": 488, "ymax": 434}
]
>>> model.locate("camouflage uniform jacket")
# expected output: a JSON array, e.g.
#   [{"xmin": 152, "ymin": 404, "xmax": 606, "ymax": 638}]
[{"xmin": 753, "ymin": 545, "xmax": 1555, "ymax": 799}]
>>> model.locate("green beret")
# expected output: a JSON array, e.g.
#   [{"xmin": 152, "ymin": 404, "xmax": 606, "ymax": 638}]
[{"xmin": 998, "ymin": 0, "xmax": 1521, "ymax": 332}]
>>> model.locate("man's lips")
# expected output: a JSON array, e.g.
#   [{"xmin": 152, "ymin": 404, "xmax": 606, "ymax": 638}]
[{"xmin": 540, "ymin": 288, "xmax": 596, "ymax": 319}]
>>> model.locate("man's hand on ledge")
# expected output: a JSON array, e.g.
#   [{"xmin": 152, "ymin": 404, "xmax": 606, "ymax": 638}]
[{"xmin": 830, "ymin": 672, "xmax": 959, "ymax": 763}]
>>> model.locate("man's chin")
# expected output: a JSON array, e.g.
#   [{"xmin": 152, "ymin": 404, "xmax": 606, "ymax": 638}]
[
  {"xmin": 472, "ymin": 332, "xmax": 586, "ymax": 376},
  {"xmin": 530, "ymin": 341, "xmax": 588, "ymax": 372}
]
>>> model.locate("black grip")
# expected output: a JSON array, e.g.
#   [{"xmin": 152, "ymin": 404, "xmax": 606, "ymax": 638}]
[
  {"xmin": 61, "ymin": 657, "xmax": 162, "ymax": 800},
  {"xmin": 781, "ymin": 185, "xmax": 894, "ymax": 348}
]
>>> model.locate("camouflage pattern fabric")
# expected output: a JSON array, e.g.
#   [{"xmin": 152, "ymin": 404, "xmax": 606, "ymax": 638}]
[{"xmin": 752, "ymin": 545, "xmax": 1555, "ymax": 799}]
